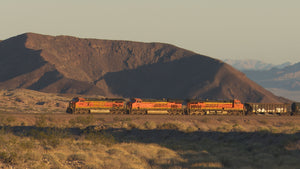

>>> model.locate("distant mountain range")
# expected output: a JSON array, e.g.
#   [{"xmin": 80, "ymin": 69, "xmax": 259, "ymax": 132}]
[
  {"xmin": 0, "ymin": 33, "xmax": 289, "ymax": 103},
  {"xmin": 243, "ymin": 62, "xmax": 300, "ymax": 90},
  {"xmin": 225, "ymin": 59, "xmax": 300, "ymax": 101},
  {"xmin": 224, "ymin": 59, "xmax": 291, "ymax": 71}
]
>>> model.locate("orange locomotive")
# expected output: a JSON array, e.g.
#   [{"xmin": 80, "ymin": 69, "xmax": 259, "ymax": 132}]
[
  {"xmin": 66, "ymin": 97, "xmax": 126, "ymax": 114},
  {"xmin": 187, "ymin": 99, "xmax": 244, "ymax": 115},
  {"xmin": 66, "ymin": 97, "xmax": 244, "ymax": 115},
  {"xmin": 128, "ymin": 98, "xmax": 184, "ymax": 114}
]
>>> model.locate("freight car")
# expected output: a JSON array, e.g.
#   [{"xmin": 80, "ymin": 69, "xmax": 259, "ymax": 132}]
[
  {"xmin": 187, "ymin": 99, "xmax": 244, "ymax": 115},
  {"xmin": 66, "ymin": 97, "xmax": 126, "ymax": 114},
  {"xmin": 244, "ymin": 103, "xmax": 291, "ymax": 115},
  {"xmin": 128, "ymin": 98, "xmax": 184, "ymax": 114}
]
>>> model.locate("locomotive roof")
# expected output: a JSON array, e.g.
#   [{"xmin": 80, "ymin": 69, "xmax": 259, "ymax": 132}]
[
  {"xmin": 137, "ymin": 98, "xmax": 184, "ymax": 103},
  {"xmin": 83, "ymin": 98, "xmax": 125, "ymax": 102},
  {"xmin": 186, "ymin": 99, "xmax": 237, "ymax": 103}
]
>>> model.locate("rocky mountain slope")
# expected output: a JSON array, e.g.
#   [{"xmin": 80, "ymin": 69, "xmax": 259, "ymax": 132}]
[{"xmin": 0, "ymin": 33, "xmax": 289, "ymax": 103}]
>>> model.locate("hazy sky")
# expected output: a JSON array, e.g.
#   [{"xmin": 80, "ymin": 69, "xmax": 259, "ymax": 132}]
[{"xmin": 1, "ymin": 0, "xmax": 299, "ymax": 64}]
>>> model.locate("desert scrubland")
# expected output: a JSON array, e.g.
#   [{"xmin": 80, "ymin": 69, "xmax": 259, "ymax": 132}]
[{"xmin": 0, "ymin": 89, "xmax": 299, "ymax": 168}]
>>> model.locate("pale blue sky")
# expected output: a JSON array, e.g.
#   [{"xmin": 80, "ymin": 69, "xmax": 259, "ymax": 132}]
[{"xmin": 1, "ymin": 0, "xmax": 299, "ymax": 64}]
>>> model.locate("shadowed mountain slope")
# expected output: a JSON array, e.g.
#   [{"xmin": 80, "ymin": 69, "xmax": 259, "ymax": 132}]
[{"xmin": 0, "ymin": 33, "xmax": 289, "ymax": 103}]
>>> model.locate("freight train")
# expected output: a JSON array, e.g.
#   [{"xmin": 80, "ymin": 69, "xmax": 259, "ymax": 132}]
[{"xmin": 66, "ymin": 97, "xmax": 300, "ymax": 115}]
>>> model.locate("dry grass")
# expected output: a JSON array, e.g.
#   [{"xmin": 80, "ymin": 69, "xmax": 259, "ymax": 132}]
[
  {"xmin": 0, "ymin": 132, "xmax": 184, "ymax": 169},
  {"xmin": 0, "ymin": 89, "xmax": 299, "ymax": 168},
  {"xmin": 0, "ymin": 114, "xmax": 299, "ymax": 169}
]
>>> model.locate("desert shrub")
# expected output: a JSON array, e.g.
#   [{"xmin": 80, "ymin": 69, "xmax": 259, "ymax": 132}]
[
  {"xmin": 220, "ymin": 155, "xmax": 232, "ymax": 168},
  {"xmin": 84, "ymin": 129, "xmax": 116, "ymax": 146},
  {"xmin": 23, "ymin": 151, "xmax": 41, "ymax": 161},
  {"xmin": 28, "ymin": 128, "xmax": 66, "ymax": 149},
  {"xmin": 5, "ymin": 116, "xmax": 15, "ymax": 125},
  {"xmin": 257, "ymin": 127, "xmax": 271, "ymax": 133},
  {"xmin": 231, "ymin": 123, "xmax": 244, "ymax": 132},
  {"xmin": 191, "ymin": 162, "xmax": 223, "ymax": 168},
  {"xmin": 186, "ymin": 126, "xmax": 198, "ymax": 133},
  {"xmin": 113, "ymin": 117, "xmax": 120, "ymax": 121},
  {"xmin": 199, "ymin": 117, "xmax": 210, "ymax": 123},
  {"xmin": 29, "ymin": 129, "xmax": 48, "ymax": 140},
  {"xmin": 43, "ymin": 154, "xmax": 62, "ymax": 169},
  {"xmin": 0, "ymin": 151, "xmax": 18, "ymax": 165},
  {"xmin": 127, "ymin": 122, "xmax": 138, "ymax": 129},
  {"xmin": 121, "ymin": 117, "xmax": 132, "ymax": 122},
  {"xmin": 216, "ymin": 117, "xmax": 224, "ymax": 122},
  {"xmin": 157, "ymin": 123, "xmax": 179, "ymax": 130},
  {"xmin": 67, "ymin": 153, "xmax": 86, "ymax": 162},
  {"xmin": 269, "ymin": 127, "xmax": 279, "ymax": 133},
  {"xmin": 97, "ymin": 118, "xmax": 105, "ymax": 122},
  {"xmin": 69, "ymin": 115, "xmax": 95, "ymax": 127},
  {"xmin": 44, "ymin": 135, "xmax": 61, "ymax": 148},
  {"xmin": 19, "ymin": 140, "xmax": 36, "ymax": 150},
  {"xmin": 285, "ymin": 140, "xmax": 300, "ymax": 151},
  {"xmin": 82, "ymin": 164, "xmax": 99, "ymax": 169},
  {"xmin": 0, "ymin": 116, "xmax": 16, "ymax": 126},
  {"xmin": 144, "ymin": 121, "xmax": 157, "ymax": 130},
  {"xmin": 281, "ymin": 122, "xmax": 295, "ymax": 127},
  {"xmin": 258, "ymin": 119, "xmax": 268, "ymax": 125},
  {"xmin": 35, "ymin": 114, "xmax": 48, "ymax": 127},
  {"xmin": 54, "ymin": 153, "xmax": 66, "ymax": 161}
]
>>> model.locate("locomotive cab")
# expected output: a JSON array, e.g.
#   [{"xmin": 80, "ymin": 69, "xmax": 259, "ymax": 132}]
[
  {"xmin": 66, "ymin": 97, "xmax": 77, "ymax": 113},
  {"xmin": 66, "ymin": 97, "xmax": 84, "ymax": 114}
]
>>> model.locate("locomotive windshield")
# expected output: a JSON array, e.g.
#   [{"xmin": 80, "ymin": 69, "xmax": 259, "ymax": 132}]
[{"xmin": 72, "ymin": 97, "xmax": 79, "ymax": 102}]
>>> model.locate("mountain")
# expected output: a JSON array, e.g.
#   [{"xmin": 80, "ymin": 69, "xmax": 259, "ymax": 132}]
[
  {"xmin": 224, "ymin": 59, "xmax": 291, "ymax": 71},
  {"xmin": 268, "ymin": 88, "xmax": 300, "ymax": 103},
  {"xmin": 244, "ymin": 62, "xmax": 300, "ymax": 91},
  {"xmin": 241, "ymin": 62, "xmax": 300, "ymax": 101},
  {"xmin": 0, "ymin": 33, "xmax": 289, "ymax": 103}
]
